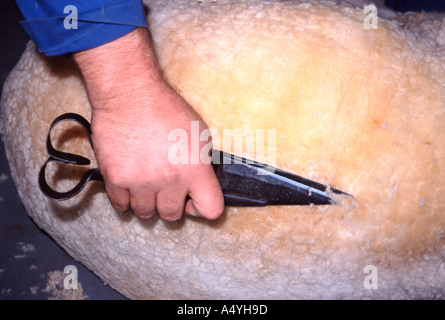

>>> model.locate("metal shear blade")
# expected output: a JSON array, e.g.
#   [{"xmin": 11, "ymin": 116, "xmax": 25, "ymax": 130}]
[
  {"xmin": 39, "ymin": 113, "xmax": 351, "ymax": 206},
  {"xmin": 212, "ymin": 151, "xmax": 349, "ymax": 206}
]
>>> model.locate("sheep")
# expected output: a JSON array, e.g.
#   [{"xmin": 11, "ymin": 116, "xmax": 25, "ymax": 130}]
[{"xmin": 1, "ymin": 0, "xmax": 444, "ymax": 299}]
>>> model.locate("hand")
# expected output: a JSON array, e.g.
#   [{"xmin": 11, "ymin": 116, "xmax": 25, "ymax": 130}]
[{"xmin": 73, "ymin": 28, "xmax": 224, "ymax": 221}]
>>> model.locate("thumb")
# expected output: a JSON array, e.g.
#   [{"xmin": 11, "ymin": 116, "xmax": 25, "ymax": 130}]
[{"xmin": 185, "ymin": 169, "xmax": 225, "ymax": 220}]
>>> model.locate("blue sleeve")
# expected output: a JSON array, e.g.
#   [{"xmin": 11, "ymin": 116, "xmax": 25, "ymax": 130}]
[{"xmin": 16, "ymin": 0, "xmax": 148, "ymax": 56}]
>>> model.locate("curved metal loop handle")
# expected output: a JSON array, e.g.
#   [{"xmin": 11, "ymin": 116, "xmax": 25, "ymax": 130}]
[
  {"xmin": 38, "ymin": 113, "xmax": 103, "ymax": 201},
  {"xmin": 39, "ymin": 160, "xmax": 103, "ymax": 200},
  {"xmin": 46, "ymin": 113, "xmax": 94, "ymax": 165}
]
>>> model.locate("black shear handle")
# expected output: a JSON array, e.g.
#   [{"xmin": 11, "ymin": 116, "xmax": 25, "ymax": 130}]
[{"xmin": 38, "ymin": 113, "xmax": 103, "ymax": 201}]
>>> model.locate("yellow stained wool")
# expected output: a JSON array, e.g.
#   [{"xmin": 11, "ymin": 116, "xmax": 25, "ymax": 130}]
[{"xmin": 1, "ymin": 0, "xmax": 444, "ymax": 299}]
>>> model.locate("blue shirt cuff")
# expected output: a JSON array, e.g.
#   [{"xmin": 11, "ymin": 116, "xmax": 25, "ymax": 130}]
[{"xmin": 16, "ymin": 0, "xmax": 148, "ymax": 56}]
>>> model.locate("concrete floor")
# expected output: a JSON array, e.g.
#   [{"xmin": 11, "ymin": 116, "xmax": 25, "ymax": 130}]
[{"xmin": 1, "ymin": 0, "xmax": 444, "ymax": 300}]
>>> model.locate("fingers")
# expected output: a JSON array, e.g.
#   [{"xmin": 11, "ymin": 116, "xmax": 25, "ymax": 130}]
[
  {"xmin": 129, "ymin": 187, "xmax": 157, "ymax": 219},
  {"xmin": 105, "ymin": 173, "xmax": 224, "ymax": 221},
  {"xmin": 105, "ymin": 183, "xmax": 130, "ymax": 212},
  {"xmin": 105, "ymin": 182, "xmax": 157, "ymax": 219},
  {"xmin": 129, "ymin": 177, "xmax": 223, "ymax": 221},
  {"xmin": 128, "ymin": 184, "xmax": 187, "ymax": 221},
  {"xmin": 155, "ymin": 187, "xmax": 187, "ymax": 221},
  {"xmin": 108, "ymin": 182, "xmax": 188, "ymax": 221}
]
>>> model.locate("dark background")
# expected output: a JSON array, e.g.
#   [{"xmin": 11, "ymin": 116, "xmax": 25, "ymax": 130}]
[
  {"xmin": 385, "ymin": 0, "xmax": 445, "ymax": 12},
  {"xmin": 1, "ymin": 0, "xmax": 444, "ymax": 300}
]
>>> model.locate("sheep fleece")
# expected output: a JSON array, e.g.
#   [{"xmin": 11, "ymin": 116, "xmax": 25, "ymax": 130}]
[{"xmin": 1, "ymin": 0, "xmax": 445, "ymax": 299}]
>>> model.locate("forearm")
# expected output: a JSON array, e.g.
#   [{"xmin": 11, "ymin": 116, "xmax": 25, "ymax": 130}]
[{"xmin": 73, "ymin": 27, "xmax": 165, "ymax": 109}]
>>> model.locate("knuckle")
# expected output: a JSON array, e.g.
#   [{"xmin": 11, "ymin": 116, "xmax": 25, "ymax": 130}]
[
  {"xmin": 158, "ymin": 202, "xmax": 184, "ymax": 221},
  {"xmin": 130, "ymin": 199, "xmax": 156, "ymax": 219},
  {"xmin": 107, "ymin": 189, "xmax": 130, "ymax": 211},
  {"xmin": 110, "ymin": 201, "xmax": 128, "ymax": 212},
  {"xmin": 132, "ymin": 206, "xmax": 156, "ymax": 219}
]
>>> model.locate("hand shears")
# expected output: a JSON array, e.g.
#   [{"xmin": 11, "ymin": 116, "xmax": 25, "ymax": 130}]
[{"xmin": 39, "ymin": 113, "xmax": 351, "ymax": 206}]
